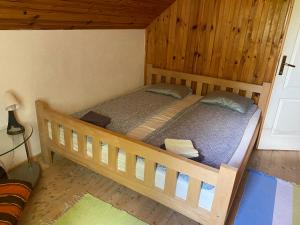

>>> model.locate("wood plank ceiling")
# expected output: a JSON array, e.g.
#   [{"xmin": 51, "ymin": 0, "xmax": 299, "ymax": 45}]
[{"xmin": 0, "ymin": 0, "xmax": 175, "ymax": 29}]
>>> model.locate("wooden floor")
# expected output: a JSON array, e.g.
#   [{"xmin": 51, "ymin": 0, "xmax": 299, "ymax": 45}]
[{"xmin": 19, "ymin": 150, "xmax": 300, "ymax": 225}]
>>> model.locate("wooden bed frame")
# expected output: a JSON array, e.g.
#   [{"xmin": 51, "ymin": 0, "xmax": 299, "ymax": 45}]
[{"xmin": 36, "ymin": 64, "xmax": 271, "ymax": 225}]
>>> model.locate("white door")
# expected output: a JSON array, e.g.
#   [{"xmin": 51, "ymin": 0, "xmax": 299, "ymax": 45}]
[{"xmin": 258, "ymin": 0, "xmax": 300, "ymax": 150}]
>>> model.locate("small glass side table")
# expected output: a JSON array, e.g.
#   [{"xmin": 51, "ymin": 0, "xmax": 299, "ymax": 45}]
[{"xmin": 0, "ymin": 125, "xmax": 40, "ymax": 187}]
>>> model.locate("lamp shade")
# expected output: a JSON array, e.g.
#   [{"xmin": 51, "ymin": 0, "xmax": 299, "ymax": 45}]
[{"xmin": 4, "ymin": 91, "xmax": 20, "ymax": 111}]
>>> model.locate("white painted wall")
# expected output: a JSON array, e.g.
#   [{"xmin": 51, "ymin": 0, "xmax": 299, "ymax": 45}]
[{"xmin": 0, "ymin": 30, "xmax": 145, "ymax": 170}]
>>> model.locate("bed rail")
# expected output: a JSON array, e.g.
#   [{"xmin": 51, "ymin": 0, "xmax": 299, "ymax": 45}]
[
  {"xmin": 146, "ymin": 64, "xmax": 271, "ymax": 115},
  {"xmin": 36, "ymin": 100, "xmax": 238, "ymax": 225}
]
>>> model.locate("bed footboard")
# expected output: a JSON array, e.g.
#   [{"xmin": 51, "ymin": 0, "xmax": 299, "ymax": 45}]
[{"xmin": 36, "ymin": 100, "xmax": 238, "ymax": 225}]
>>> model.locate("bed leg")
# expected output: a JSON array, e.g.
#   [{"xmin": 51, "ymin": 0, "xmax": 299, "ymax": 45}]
[
  {"xmin": 36, "ymin": 100, "xmax": 53, "ymax": 166},
  {"xmin": 209, "ymin": 165, "xmax": 237, "ymax": 225}
]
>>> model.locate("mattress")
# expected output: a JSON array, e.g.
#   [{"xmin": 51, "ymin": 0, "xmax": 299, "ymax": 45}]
[
  {"xmin": 144, "ymin": 102, "xmax": 260, "ymax": 168},
  {"xmin": 72, "ymin": 86, "xmax": 180, "ymax": 134}
]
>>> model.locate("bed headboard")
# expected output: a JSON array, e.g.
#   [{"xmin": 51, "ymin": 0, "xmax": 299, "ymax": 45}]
[{"xmin": 146, "ymin": 64, "xmax": 271, "ymax": 114}]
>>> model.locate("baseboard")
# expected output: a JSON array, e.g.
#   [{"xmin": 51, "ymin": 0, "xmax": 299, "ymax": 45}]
[{"xmin": 7, "ymin": 153, "xmax": 41, "ymax": 172}]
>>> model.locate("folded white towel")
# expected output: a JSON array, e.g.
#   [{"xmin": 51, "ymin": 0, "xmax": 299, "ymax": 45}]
[{"xmin": 164, "ymin": 139, "xmax": 199, "ymax": 158}]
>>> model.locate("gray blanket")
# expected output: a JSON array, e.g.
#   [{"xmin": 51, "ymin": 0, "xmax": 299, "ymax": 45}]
[
  {"xmin": 144, "ymin": 102, "xmax": 258, "ymax": 168},
  {"xmin": 73, "ymin": 87, "xmax": 179, "ymax": 134}
]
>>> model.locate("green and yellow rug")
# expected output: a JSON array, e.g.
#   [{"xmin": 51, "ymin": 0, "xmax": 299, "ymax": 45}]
[{"xmin": 54, "ymin": 194, "xmax": 148, "ymax": 225}]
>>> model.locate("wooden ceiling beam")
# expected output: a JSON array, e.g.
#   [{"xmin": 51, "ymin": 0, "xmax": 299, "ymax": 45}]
[
  {"xmin": 0, "ymin": 19, "xmax": 147, "ymax": 30},
  {"xmin": 0, "ymin": 0, "xmax": 175, "ymax": 29}
]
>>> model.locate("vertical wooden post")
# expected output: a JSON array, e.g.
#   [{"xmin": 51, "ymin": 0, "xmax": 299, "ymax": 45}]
[
  {"xmin": 64, "ymin": 127, "xmax": 73, "ymax": 152},
  {"xmin": 126, "ymin": 152, "xmax": 136, "ymax": 178},
  {"xmin": 51, "ymin": 122, "xmax": 59, "ymax": 145},
  {"xmin": 156, "ymin": 74, "xmax": 161, "ymax": 84},
  {"xmin": 233, "ymin": 88, "xmax": 239, "ymax": 94},
  {"xmin": 187, "ymin": 177, "xmax": 201, "ymax": 208},
  {"xmin": 258, "ymin": 82, "xmax": 272, "ymax": 116},
  {"xmin": 164, "ymin": 168, "xmax": 177, "ymax": 196},
  {"xmin": 146, "ymin": 64, "xmax": 153, "ymax": 85},
  {"xmin": 92, "ymin": 138, "xmax": 101, "ymax": 163},
  {"xmin": 36, "ymin": 100, "xmax": 53, "ymax": 165},
  {"xmin": 220, "ymin": 86, "xmax": 226, "ymax": 91},
  {"xmin": 246, "ymin": 91, "xmax": 253, "ymax": 98},
  {"xmin": 186, "ymin": 80, "xmax": 192, "ymax": 88},
  {"xmin": 166, "ymin": 76, "xmax": 171, "ymax": 84},
  {"xmin": 108, "ymin": 145, "xmax": 118, "ymax": 171},
  {"xmin": 144, "ymin": 159, "xmax": 155, "ymax": 187},
  {"xmin": 209, "ymin": 165, "xmax": 237, "ymax": 225},
  {"xmin": 208, "ymin": 84, "xmax": 214, "ymax": 93},
  {"xmin": 196, "ymin": 82, "xmax": 203, "ymax": 95}
]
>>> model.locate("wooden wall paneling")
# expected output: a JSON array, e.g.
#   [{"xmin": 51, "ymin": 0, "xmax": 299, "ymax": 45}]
[
  {"xmin": 242, "ymin": 0, "xmax": 271, "ymax": 84},
  {"xmin": 199, "ymin": 0, "xmax": 220, "ymax": 76},
  {"xmin": 265, "ymin": 0, "xmax": 291, "ymax": 82},
  {"xmin": 166, "ymin": 2, "xmax": 177, "ymax": 69},
  {"xmin": 228, "ymin": 0, "xmax": 253, "ymax": 82},
  {"xmin": 218, "ymin": 0, "xmax": 242, "ymax": 80},
  {"xmin": 183, "ymin": 0, "xmax": 201, "ymax": 73},
  {"xmin": 171, "ymin": 0, "xmax": 191, "ymax": 71},
  {"xmin": 237, "ymin": 0, "xmax": 263, "ymax": 83},
  {"xmin": 252, "ymin": 0, "xmax": 282, "ymax": 84},
  {"xmin": 146, "ymin": 0, "xmax": 293, "ymax": 85},
  {"xmin": 208, "ymin": 0, "xmax": 232, "ymax": 77},
  {"xmin": 157, "ymin": 7, "xmax": 170, "ymax": 69}
]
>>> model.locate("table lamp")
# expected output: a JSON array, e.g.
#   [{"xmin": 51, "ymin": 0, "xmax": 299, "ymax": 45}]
[{"xmin": 4, "ymin": 91, "xmax": 25, "ymax": 135}]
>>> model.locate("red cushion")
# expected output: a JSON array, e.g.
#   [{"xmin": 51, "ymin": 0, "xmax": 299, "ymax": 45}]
[{"xmin": 0, "ymin": 180, "xmax": 32, "ymax": 225}]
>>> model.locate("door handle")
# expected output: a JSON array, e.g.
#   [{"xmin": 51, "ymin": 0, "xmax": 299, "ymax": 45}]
[{"xmin": 279, "ymin": 55, "xmax": 296, "ymax": 75}]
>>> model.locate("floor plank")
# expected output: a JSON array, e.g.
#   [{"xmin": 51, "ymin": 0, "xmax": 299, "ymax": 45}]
[{"xmin": 19, "ymin": 150, "xmax": 300, "ymax": 225}]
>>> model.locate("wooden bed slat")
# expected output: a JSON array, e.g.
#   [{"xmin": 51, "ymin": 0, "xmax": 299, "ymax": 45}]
[
  {"xmin": 50, "ymin": 122, "xmax": 59, "ymax": 144},
  {"xmin": 187, "ymin": 177, "xmax": 201, "ymax": 208},
  {"xmin": 246, "ymin": 91, "xmax": 253, "ymax": 98},
  {"xmin": 64, "ymin": 127, "xmax": 72, "ymax": 152},
  {"xmin": 166, "ymin": 76, "xmax": 171, "ymax": 84},
  {"xmin": 126, "ymin": 152, "xmax": 136, "ymax": 178},
  {"xmin": 196, "ymin": 82, "xmax": 203, "ymax": 95},
  {"xmin": 186, "ymin": 80, "xmax": 192, "ymax": 88},
  {"xmin": 77, "ymin": 133, "xmax": 86, "ymax": 156},
  {"xmin": 92, "ymin": 138, "xmax": 101, "ymax": 162},
  {"xmin": 108, "ymin": 145, "xmax": 118, "ymax": 171},
  {"xmin": 164, "ymin": 168, "xmax": 178, "ymax": 196},
  {"xmin": 144, "ymin": 159, "xmax": 155, "ymax": 187},
  {"xmin": 147, "ymin": 64, "xmax": 153, "ymax": 85},
  {"xmin": 156, "ymin": 74, "xmax": 161, "ymax": 83},
  {"xmin": 233, "ymin": 88, "xmax": 239, "ymax": 94},
  {"xmin": 208, "ymin": 84, "xmax": 214, "ymax": 93}
]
